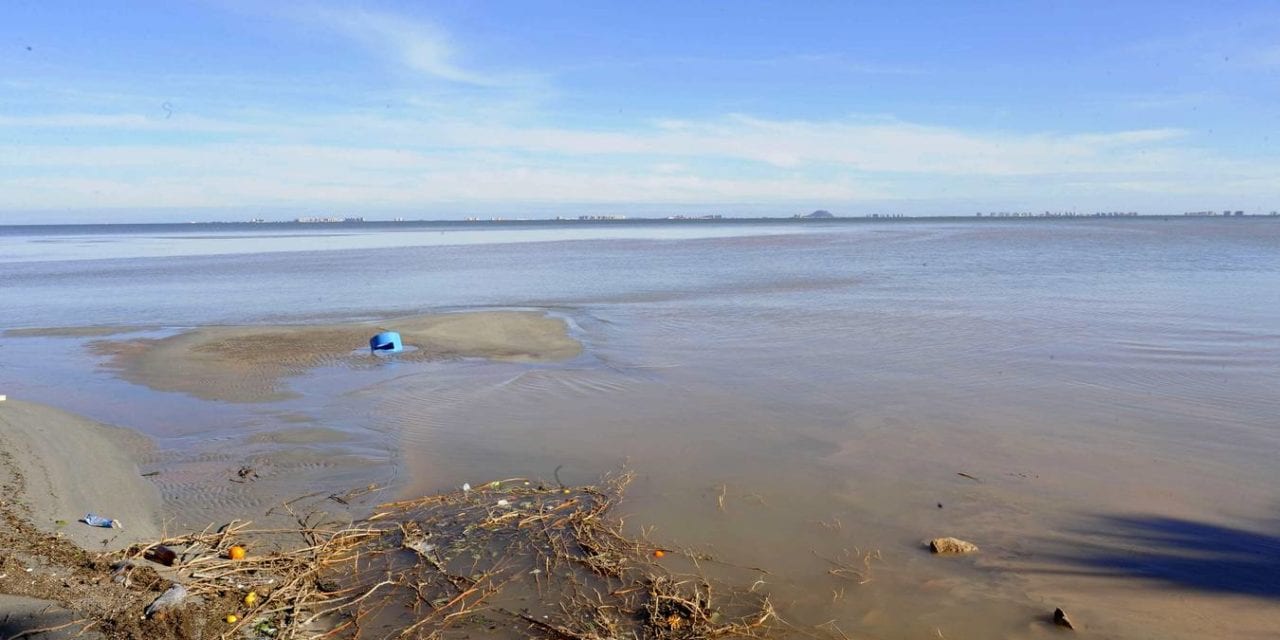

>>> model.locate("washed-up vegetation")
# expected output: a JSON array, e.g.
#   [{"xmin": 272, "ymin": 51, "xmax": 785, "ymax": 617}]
[{"xmin": 4, "ymin": 471, "xmax": 798, "ymax": 639}]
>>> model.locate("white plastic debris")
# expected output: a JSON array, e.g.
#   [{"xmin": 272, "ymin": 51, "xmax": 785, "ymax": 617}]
[
  {"xmin": 144, "ymin": 584, "xmax": 189, "ymax": 617},
  {"xmin": 405, "ymin": 539, "xmax": 436, "ymax": 556}
]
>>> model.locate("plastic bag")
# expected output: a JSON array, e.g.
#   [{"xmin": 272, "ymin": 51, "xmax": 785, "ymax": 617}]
[
  {"xmin": 81, "ymin": 513, "xmax": 121, "ymax": 528},
  {"xmin": 145, "ymin": 584, "xmax": 189, "ymax": 617}
]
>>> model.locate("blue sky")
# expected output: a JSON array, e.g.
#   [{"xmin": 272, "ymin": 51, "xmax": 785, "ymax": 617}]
[{"xmin": 2, "ymin": 1, "xmax": 1278, "ymax": 222}]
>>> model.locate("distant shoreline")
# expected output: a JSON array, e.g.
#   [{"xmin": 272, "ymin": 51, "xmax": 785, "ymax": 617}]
[{"xmin": 2, "ymin": 212, "xmax": 1277, "ymax": 232}]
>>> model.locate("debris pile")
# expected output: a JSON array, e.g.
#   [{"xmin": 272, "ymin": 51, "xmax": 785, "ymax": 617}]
[{"xmin": 128, "ymin": 471, "xmax": 777, "ymax": 639}]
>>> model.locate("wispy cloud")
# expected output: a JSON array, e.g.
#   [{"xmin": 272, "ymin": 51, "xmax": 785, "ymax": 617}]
[
  {"xmin": 0, "ymin": 145, "xmax": 884, "ymax": 210},
  {"xmin": 417, "ymin": 115, "xmax": 1193, "ymax": 177},
  {"xmin": 3, "ymin": 108, "xmax": 1274, "ymax": 213},
  {"xmin": 310, "ymin": 8, "xmax": 533, "ymax": 88},
  {"xmin": 559, "ymin": 52, "xmax": 922, "ymax": 76},
  {"xmin": 0, "ymin": 113, "xmax": 269, "ymax": 133},
  {"xmin": 3, "ymin": 5, "xmax": 1277, "ymax": 218},
  {"xmin": 7, "ymin": 108, "xmax": 1152, "ymax": 176}
]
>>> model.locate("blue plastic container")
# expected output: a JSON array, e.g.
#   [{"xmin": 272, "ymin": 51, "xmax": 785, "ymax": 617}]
[{"xmin": 369, "ymin": 331, "xmax": 403, "ymax": 353}]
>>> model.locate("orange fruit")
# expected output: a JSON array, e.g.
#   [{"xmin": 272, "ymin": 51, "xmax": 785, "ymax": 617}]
[
  {"xmin": 228, "ymin": 545, "xmax": 247, "ymax": 560},
  {"xmin": 653, "ymin": 550, "xmax": 666, "ymax": 558}
]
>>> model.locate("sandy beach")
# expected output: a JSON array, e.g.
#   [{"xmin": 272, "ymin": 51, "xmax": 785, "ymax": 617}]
[
  {"xmin": 0, "ymin": 311, "xmax": 593, "ymax": 638},
  {"xmin": 0, "ymin": 400, "xmax": 164, "ymax": 639},
  {"xmin": 0, "ymin": 400, "xmax": 163, "ymax": 551}
]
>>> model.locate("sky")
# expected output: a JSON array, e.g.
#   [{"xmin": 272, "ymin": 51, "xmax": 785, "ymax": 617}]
[{"xmin": 2, "ymin": 1, "xmax": 1279, "ymax": 222}]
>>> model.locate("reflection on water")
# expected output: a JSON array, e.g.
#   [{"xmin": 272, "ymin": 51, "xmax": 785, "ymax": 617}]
[
  {"xmin": 0, "ymin": 220, "xmax": 816, "ymax": 263},
  {"xmin": 3, "ymin": 218, "xmax": 1279, "ymax": 638}
]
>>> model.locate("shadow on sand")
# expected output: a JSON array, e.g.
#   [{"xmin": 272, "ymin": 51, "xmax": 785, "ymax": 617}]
[{"xmin": 1034, "ymin": 515, "xmax": 1280, "ymax": 598}]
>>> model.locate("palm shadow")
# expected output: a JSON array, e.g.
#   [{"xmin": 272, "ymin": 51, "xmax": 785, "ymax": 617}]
[{"xmin": 1030, "ymin": 514, "xmax": 1280, "ymax": 598}]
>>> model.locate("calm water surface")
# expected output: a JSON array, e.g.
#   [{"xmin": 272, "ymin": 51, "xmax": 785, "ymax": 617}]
[{"xmin": 2, "ymin": 218, "xmax": 1278, "ymax": 639}]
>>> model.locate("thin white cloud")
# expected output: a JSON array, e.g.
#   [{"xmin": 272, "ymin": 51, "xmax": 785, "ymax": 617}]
[
  {"xmin": 0, "ymin": 164, "xmax": 883, "ymax": 209},
  {"xmin": 418, "ymin": 115, "xmax": 1193, "ymax": 177},
  {"xmin": 561, "ymin": 52, "xmax": 922, "ymax": 76},
  {"xmin": 0, "ymin": 113, "xmax": 269, "ymax": 133},
  {"xmin": 0, "ymin": 109, "xmax": 1189, "ymax": 176},
  {"xmin": 311, "ymin": 8, "xmax": 530, "ymax": 88},
  {"xmin": 3, "ymin": 107, "xmax": 1274, "ymax": 211},
  {"xmin": 2, "ymin": 115, "xmax": 1275, "ymax": 212}
]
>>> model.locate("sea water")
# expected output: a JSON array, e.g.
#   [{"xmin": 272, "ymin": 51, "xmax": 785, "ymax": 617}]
[{"xmin": 2, "ymin": 217, "xmax": 1278, "ymax": 638}]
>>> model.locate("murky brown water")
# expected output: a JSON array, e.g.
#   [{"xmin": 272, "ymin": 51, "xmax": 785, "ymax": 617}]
[{"xmin": 3, "ymin": 219, "xmax": 1278, "ymax": 638}]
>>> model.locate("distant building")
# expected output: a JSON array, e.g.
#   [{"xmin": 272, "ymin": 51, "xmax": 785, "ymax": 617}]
[{"xmin": 295, "ymin": 216, "xmax": 364, "ymax": 223}]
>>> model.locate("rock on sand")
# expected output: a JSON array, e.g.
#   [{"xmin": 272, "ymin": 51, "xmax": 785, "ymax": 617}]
[
  {"xmin": 1053, "ymin": 607, "xmax": 1076, "ymax": 630},
  {"xmin": 929, "ymin": 536, "xmax": 979, "ymax": 555}
]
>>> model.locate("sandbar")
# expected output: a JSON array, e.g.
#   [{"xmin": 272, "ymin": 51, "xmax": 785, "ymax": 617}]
[{"xmin": 89, "ymin": 310, "xmax": 581, "ymax": 402}]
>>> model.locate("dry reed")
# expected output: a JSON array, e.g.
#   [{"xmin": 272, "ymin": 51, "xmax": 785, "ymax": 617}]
[{"xmin": 125, "ymin": 471, "xmax": 781, "ymax": 640}]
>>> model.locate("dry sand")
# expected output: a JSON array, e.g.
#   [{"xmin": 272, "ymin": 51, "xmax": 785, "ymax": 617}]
[
  {"xmin": 0, "ymin": 400, "xmax": 163, "ymax": 552},
  {"xmin": 89, "ymin": 310, "xmax": 581, "ymax": 402}
]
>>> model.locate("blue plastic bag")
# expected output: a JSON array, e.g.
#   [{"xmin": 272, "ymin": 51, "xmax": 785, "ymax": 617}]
[{"xmin": 81, "ymin": 513, "xmax": 121, "ymax": 528}]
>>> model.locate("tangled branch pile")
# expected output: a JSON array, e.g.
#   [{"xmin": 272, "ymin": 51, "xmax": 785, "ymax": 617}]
[{"xmin": 132, "ymin": 472, "xmax": 778, "ymax": 639}]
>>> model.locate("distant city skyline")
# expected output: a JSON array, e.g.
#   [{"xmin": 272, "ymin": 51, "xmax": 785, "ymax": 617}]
[{"xmin": 3, "ymin": 1, "xmax": 1279, "ymax": 223}]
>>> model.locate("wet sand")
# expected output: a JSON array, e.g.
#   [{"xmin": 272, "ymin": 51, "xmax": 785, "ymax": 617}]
[
  {"xmin": 3, "ymin": 310, "xmax": 1278, "ymax": 638},
  {"xmin": 4, "ymin": 325, "xmax": 161, "ymax": 338},
  {"xmin": 0, "ymin": 400, "xmax": 163, "ymax": 552},
  {"xmin": 0, "ymin": 595, "xmax": 104, "ymax": 640},
  {"xmin": 0, "ymin": 400, "xmax": 159, "ymax": 638},
  {"xmin": 85, "ymin": 310, "xmax": 581, "ymax": 402}
]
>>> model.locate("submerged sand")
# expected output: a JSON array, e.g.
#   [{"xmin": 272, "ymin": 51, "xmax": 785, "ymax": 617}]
[
  {"xmin": 0, "ymin": 400, "xmax": 163, "ymax": 551},
  {"xmin": 88, "ymin": 310, "xmax": 581, "ymax": 402},
  {"xmin": 5, "ymin": 325, "xmax": 161, "ymax": 338}
]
